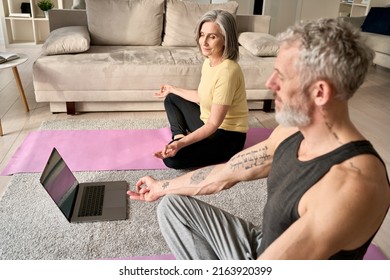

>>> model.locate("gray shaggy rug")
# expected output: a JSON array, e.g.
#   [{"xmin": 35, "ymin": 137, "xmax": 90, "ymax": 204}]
[{"xmin": 0, "ymin": 118, "xmax": 267, "ymax": 260}]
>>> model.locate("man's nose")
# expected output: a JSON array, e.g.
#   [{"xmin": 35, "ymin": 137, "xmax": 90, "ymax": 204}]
[{"xmin": 265, "ymin": 71, "xmax": 278, "ymax": 91}]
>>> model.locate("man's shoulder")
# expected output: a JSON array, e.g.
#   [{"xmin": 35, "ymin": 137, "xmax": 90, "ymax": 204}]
[
  {"xmin": 269, "ymin": 125, "xmax": 299, "ymax": 147},
  {"xmin": 248, "ymin": 126, "xmax": 299, "ymax": 158},
  {"xmin": 325, "ymin": 152, "xmax": 388, "ymax": 193}
]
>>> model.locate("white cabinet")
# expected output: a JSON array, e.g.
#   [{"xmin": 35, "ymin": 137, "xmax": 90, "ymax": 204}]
[
  {"xmin": 338, "ymin": 0, "xmax": 390, "ymax": 17},
  {"xmin": 0, "ymin": 0, "xmax": 73, "ymax": 45}
]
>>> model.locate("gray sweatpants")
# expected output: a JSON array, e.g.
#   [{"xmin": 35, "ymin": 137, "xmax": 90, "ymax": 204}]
[{"xmin": 157, "ymin": 194, "xmax": 263, "ymax": 260}]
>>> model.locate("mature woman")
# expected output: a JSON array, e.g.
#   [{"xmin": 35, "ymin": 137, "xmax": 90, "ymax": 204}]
[{"xmin": 154, "ymin": 10, "xmax": 249, "ymax": 169}]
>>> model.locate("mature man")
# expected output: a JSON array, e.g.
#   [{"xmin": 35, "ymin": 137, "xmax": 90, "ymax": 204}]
[{"xmin": 128, "ymin": 18, "xmax": 390, "ymax": 260}]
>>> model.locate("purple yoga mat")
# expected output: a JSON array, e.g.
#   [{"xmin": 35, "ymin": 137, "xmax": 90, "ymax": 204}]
[{"xmin": 1, "ymin": 127, "xmax": 273, "ymax": 175}]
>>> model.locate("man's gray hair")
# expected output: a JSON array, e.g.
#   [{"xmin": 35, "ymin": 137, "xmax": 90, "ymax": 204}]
[
  {"xmin": 277, "ymin": 18, "xmax": 375, "ymax": 100},
  {"xmin": 195, "ymin": 9, "xmax": 239, "ymax": 61}
]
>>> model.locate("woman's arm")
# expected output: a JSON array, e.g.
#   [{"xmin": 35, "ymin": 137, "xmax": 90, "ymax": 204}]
[
  {"xmin": 160, "ymin": 104, "xmax": 229, "ymax": 158},
  {"xmin": 184, "ymin": 103, "xmax": 228, "ymax": 144}
]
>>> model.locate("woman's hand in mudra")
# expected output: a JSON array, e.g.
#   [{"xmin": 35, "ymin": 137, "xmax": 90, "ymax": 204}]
[
  {"xmin": 154, "ymin": 139, "xmax": 181, "ymax": 159},
  {"xmin": 154, "ymin": 84, "xmax": 173, "ymax": 98}
]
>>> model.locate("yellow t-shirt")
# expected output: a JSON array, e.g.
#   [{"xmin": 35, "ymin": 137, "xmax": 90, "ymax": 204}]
[{"xmin": 198, "ymin": 59, "xmax": 249, "ymax": 133}]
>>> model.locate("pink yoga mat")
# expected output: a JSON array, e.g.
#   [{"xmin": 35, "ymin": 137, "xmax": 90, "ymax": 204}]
[
  {"xmin": 1, "ymin": 127, "xmax": 272, "ymax": 175},
  {"xmin": 116, "ymin": 243, "xmax": 387, "ymax": 260},
  {"xmin": 363, "ymin": 243, "xmax": 388, "ymax": 260}
]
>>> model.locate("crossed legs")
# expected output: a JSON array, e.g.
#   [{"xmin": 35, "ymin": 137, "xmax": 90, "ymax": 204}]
[{"xmin": 157, "ymin": 194, "xmax": 263, "ymax": 260}]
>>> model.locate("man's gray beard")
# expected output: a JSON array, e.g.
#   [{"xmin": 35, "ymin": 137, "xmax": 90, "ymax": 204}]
[{"xmin": 275, "ymin": 105, "xmax": 311, "ymax": 127}]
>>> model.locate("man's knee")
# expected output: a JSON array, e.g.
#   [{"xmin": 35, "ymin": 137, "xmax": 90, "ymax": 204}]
[{"xmin": 157, "ymin": 194, "xmax": 182, "ymax": 219}]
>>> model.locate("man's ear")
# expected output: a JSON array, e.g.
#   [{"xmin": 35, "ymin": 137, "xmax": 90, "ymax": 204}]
[{"xmin": 312, "ymin": 80, "xmax": 332, "ymax": 106}]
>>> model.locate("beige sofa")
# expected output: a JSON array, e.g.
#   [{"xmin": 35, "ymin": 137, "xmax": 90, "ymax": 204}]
[{"xmin": 33, "ymin": 0, "xmax": 278, "ymax": 114}]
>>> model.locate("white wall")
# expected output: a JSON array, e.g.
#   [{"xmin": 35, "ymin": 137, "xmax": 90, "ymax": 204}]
[
  {"xmin": 232, "ymin": 0, "xmax": 255, "ymax": 15},
  {"xmin": 298, "ymin": 0, "xmax": 340, "ymax": 21},
  {"xmin": 0, "ymin": 6, "xmax": 5, "ymax": 47},
  {"xmin": 185, "ymin": 0, "xmax": 255, "ymax": 15},
  {"xmin": 263, "ymin": 0, "xmax": 341, "ymax": 35},
  {"xmin": 263, "ymin": 0, "xmax": 299, "ymax": 35}
]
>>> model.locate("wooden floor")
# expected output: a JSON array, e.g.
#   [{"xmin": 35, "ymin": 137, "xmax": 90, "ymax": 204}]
[{"xmin": 0, "ymin": 45, "xmax": 389, "ymax": 259}]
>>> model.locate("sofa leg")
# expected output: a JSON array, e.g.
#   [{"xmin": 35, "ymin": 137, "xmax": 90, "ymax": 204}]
[
  {"xmin": 66, "ymin": 102, "xmax": 76, "ymax": 115},
  {"xmin": 263, "ymin": 100, "xmax": 274, "ymax": 112}
]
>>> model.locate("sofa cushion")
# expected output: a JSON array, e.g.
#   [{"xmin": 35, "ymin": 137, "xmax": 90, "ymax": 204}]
[
  {"xmin": 41, "ymin": 26, "xmax": 90, "ymax": 55},
  {"xmin": 85, "ymin": 0, "xmax": 165, "ymax": 46},
  {"xmin": 361, "ymin": 7, "xmax": 390, "ymax": 36},
  {"xmin": 162, "ymin": 0, "xmax": 239, "ymax": 47},
  {"xmin": 238, "ymin": 32, "xmax": 279, "ymax": 57}
]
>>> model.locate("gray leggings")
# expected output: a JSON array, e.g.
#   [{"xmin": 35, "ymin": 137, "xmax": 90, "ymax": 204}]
[{"xmin": 157, "ymin": 194, "xmax": 263, "ymax": 260}]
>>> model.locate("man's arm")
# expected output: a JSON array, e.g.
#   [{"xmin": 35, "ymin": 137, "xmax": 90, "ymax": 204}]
[
  {"xmin": 258, "ymin": 154, "xmax": 390, "ymax": 259},
  {"xmin": 128, "ymin": 125, "xmax": 298, "ymax": 202}
]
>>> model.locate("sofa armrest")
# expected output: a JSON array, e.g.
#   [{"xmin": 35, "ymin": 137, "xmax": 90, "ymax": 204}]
[
  {"xmin": 236, "ymin": 15, "xmax": 271, "ymax": 34},
  {"xmin": 48, "ymin": 9, "xmax": 88, "ymax": 32},
  {"xmin": 340, "ymin": 16, "xmax": 366, "ymax": 29}
]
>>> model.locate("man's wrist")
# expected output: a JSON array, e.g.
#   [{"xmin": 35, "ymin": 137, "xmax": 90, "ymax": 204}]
[{"xmin": 160, "ymin": 180, "xmax": 170, "ymax": 195}]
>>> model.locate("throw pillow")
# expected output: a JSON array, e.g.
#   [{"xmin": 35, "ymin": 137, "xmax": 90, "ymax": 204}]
[
  {"xmin": 72, "ymin": 0, "xmax": 85, "ymax": 9},
  {"xmin": 162, "ymin": 0, "xmax": 239, "ymax": 47},
  {"xmin": 41, "ymin": 26, "xmax": 90, "ymax": 55},
  {"xmin": 238, "ymin": 32, "xmax": 279, "ymax": 57},
  {"xmin": 361, "ymin": 7, "xmax": 390, "ymax": 36},
  {"xmin": 85, "ymin": 0, "xmax": 165, "ymax": 46}
]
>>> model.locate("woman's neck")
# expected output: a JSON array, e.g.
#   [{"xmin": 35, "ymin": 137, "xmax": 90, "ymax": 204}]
[{"xmin": 209, "ymin": 56, "xmax": 224, "ymax": 67}]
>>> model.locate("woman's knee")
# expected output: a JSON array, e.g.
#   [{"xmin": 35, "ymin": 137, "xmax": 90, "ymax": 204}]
[
  {"xmin": 163, "ymin": 93, "xmax": 174, "ymax": 108},
  {"xmin": 163, "ymin": 158, "xmax": 185, "ymax": 169},
  {"xmin": 164, "ymin": 93, "xmax": 182, "ymax": 105}
]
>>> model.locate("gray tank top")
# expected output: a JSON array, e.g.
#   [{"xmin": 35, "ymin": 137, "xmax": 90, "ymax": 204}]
[{"xmin": 258, "ymin": 131, "xmax": 389, "ymax": 259}]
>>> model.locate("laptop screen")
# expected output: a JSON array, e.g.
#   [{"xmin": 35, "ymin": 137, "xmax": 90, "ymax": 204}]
[{"xmin": 40, "ymin": 148, "xmax": 79, "ymax": 221}]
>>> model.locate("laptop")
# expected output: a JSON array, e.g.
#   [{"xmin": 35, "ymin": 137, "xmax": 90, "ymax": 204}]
[{"xmin": 40, "ymin": 147, "xmax": 128, "ymax": 223}]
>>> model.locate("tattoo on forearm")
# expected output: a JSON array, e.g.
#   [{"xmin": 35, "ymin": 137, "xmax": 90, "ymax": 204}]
[
  {"xmin": 229, "ymin": 146, "xmax": 271, "ymax": 171},
  {"xmin": 162, "ymin": 181, "xmax": 169, "ymax": 190},
  {"xmin": 190, "ymin": 166, "xmax": 215, "ymax": 185}
]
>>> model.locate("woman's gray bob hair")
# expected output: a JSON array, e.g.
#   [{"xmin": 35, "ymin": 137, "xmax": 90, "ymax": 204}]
[{"xmin": 195, "ymin": 10, "xmax": 239, "ymax": 61}]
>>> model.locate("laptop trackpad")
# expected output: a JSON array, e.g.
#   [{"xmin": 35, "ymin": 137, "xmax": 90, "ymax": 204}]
[{"xmin": 104, "ymin": 190, "xmax": 126, "ymax": 208}]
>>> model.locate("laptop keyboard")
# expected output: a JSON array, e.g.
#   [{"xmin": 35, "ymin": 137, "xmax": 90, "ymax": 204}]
[{"xmin": 78, "ymin": 185, "xmax": 105, "ymax": 217}]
